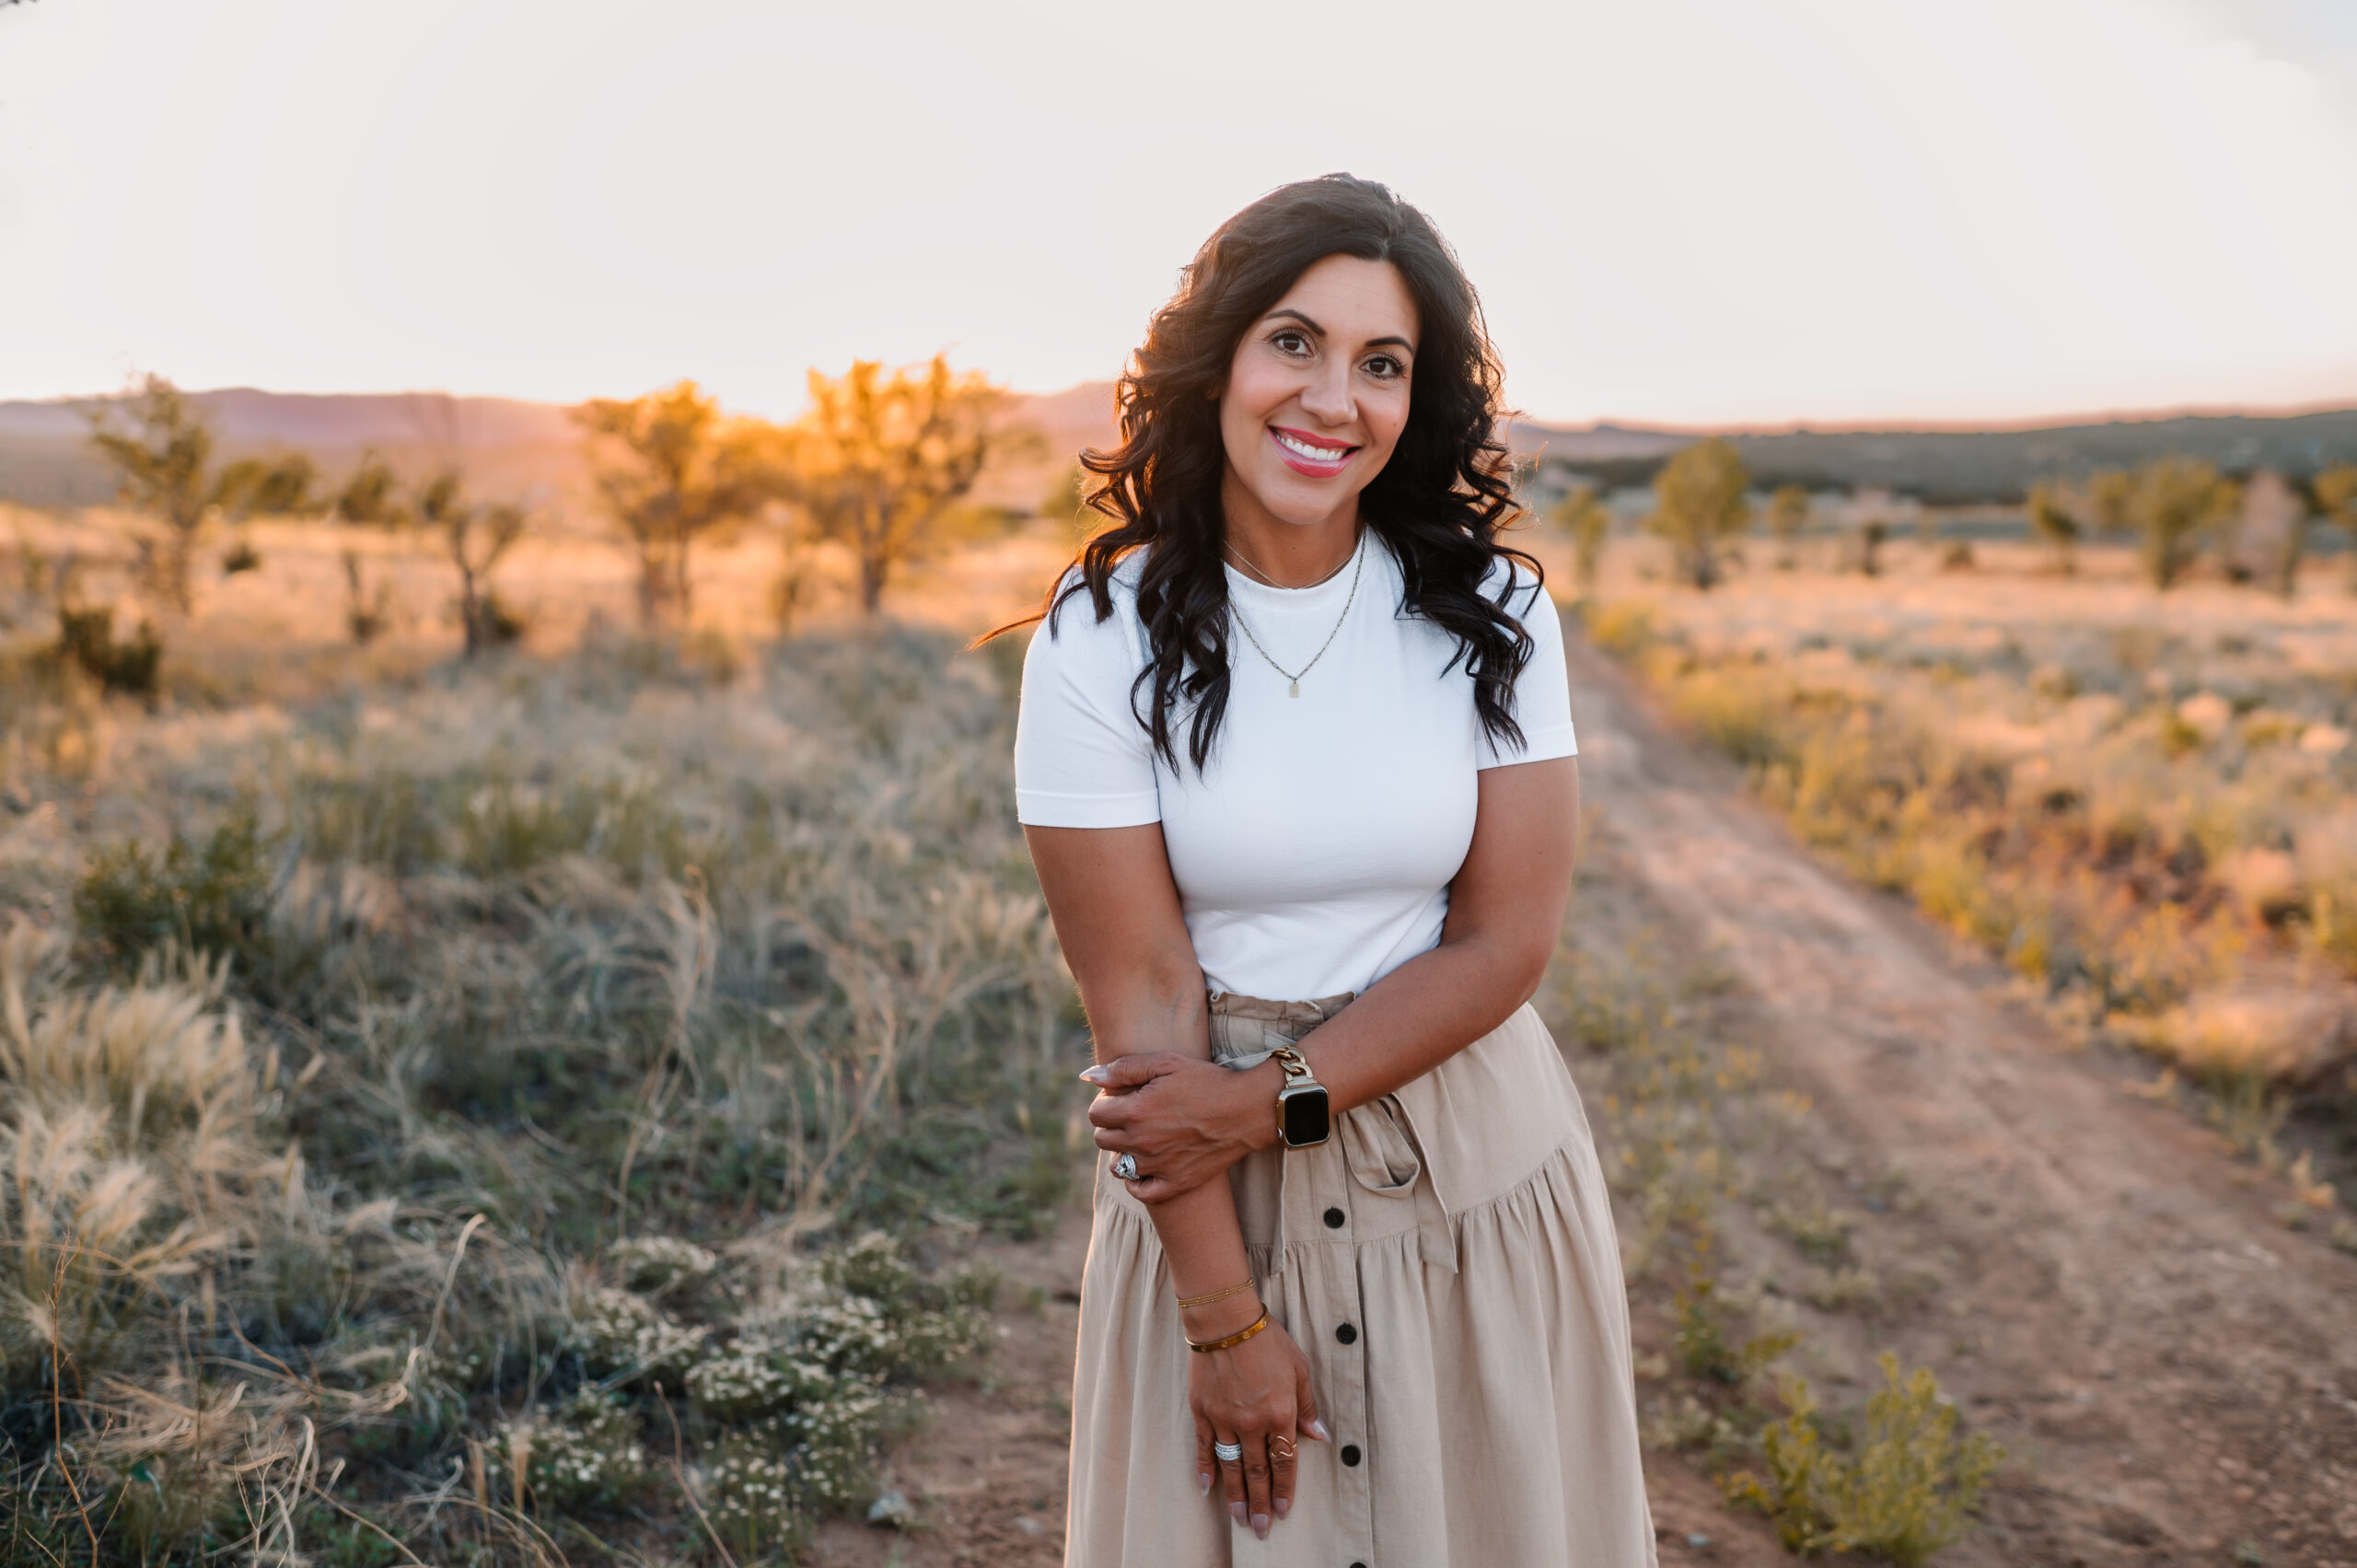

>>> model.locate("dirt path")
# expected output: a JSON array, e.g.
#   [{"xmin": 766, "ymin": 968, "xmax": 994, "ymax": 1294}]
[{"xmin": 1566, "ymin": 637, "xmax": 2357, "ymax": 1565}]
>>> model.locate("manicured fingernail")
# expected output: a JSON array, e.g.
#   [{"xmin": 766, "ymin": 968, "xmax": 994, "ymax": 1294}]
[
  {"xmin": 1229, "ymin": 1502, "xmax": 1246, "ymax": 1524},
  {"xmin": 1274, "ymin": 1499, "xmax": 1290, "ymax": 1518},
  {"xmin": 1079, "ymin": 1065, "xmax": 1111, "ymax": 1084},
  {"xmin": 1198, "ymin": 1471, "xmax": 1212, "ymax": 1496},
  {"xmin": 1306, "ymin": 1419, "xmax": 1330, "ymax": 1441},
  {"xmin": 1252, "ymin": 1514, "xmax": 1269, "ymax": 1539}
]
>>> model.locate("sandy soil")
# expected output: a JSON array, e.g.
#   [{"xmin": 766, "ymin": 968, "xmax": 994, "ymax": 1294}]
[{"xmin": 807, "ymin": 627, "xmax": 2357, "ymax": 1568}]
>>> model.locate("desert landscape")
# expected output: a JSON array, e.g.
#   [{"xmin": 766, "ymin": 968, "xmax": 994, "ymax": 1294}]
[{"xmin": 3, "ymin": 386, "xmax": 2355, "ymax": 1566}]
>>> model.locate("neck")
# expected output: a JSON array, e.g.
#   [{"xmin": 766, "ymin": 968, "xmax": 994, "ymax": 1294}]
[{"xmin": 1219, "ymin": 467, "xmax": 1360, "ymax": 588}]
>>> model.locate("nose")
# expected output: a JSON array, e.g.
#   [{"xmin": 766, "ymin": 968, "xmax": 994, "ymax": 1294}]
[{"xmin": 1297, "ymin": 354, "xmax": 1354, "ymax": 428}]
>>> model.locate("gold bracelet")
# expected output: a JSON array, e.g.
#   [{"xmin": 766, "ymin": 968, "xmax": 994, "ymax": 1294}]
[
  {"xmin": 1185, "ymin": 1308, "xmax": 1271, "ymax": 1354},
  {"xmin": 1175, "ymin": 1278, "xmax": 1255, "ymax": 1309}
]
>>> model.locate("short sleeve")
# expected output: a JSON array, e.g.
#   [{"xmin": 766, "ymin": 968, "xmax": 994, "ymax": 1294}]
[
  {"xmin": 1477, "ymin": 564, "xmax": 1579, "ymax": 769},
  {"xmin": 1014, "ymin": 578, "xmax": 1163, "ymax": 827}
]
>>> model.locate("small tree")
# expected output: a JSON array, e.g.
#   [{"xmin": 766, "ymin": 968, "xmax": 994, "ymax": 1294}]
[
  {"xmin": 412, "ymin": 470, "xmax": 528, "ymax": 656},
  {"xmin": 1765, "ymin": 485, "xmax": 1810, "ymax": 570},
  {"xmin": 211, "ymin": 451, "xmax": 319, "ymax": 575},
  {"xmin": 86, "ymin": 375, "xmax": 216, "ymax": 612},
  {"xmin": 2131, "ymin": 456, "xmax": 2238, "ymax": 590},
  {"xmin": 789, "ymin": 356, "xmax": 1004, "ymax": 615},
  {"xmin": 1644, "ymin": 439, "xmax": 1751, "ymax": 590},
  {"xmin": 576, "ymin": 382, "xmax": 779, "ymax": 624},
  {"xmin": 1855, "ymin": 516, "xmax": 1889, "ymax": 577},
  {"xmin": 212, "ymin": 452, "xmax": 319, "ymax": 520},
  {"xmin": 1550, "ymin": 484, "xmax": 1611, "ymax": 593},
  {"xmin": 2312, "ymin": 464, "xmax": 2357, "ymax": 592},
  {"xmin": 2082, "ymin": 469, "xmax": 2136, "ymax": 537},
  {"xmin": 2026, "ymin": 482, "xmax": 2078, "ymax": 574},
  {"xmin": 331, "ymin": 453, "xmax": 405, "ymax": 645}
]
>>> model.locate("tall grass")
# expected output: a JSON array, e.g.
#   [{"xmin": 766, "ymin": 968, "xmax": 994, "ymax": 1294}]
[
  {"xmin": 1585, "ymin": 583, "xmax": 2357, "ymax": 1201},
  {"xmin": 0, "ymin": 622, "xmax": 1076, "ymax": 1564}
]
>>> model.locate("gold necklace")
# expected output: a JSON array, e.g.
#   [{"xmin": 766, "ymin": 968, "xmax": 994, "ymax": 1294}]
[{"xmin": 1225, "ymin": 531, "xmax": 1365, "ymax": 698}]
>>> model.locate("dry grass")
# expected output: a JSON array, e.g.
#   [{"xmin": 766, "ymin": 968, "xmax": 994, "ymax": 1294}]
[
  {"xmin": 1575, "ymin": 531, "xmax": 2357, "ymax": 1202},
  {"xmin": 0, "ymin": 506, "xmax": 1085, "ymax": 1565}
]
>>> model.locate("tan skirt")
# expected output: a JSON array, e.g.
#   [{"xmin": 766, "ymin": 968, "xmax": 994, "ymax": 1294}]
[{"xmin": 1064, "ymin": 995, "xmax": 1657, "ymax": 1567}]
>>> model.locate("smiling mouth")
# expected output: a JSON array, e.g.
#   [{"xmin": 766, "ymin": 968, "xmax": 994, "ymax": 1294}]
[{"xmin": 1270, "ymin": 426, "xmax": 1358, "ymax": 470}]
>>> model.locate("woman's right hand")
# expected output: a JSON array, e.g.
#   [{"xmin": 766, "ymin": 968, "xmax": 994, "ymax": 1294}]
[{"xmin": 1185, "ymin": 1304, "xmax": 1329, "ymax": 1539}]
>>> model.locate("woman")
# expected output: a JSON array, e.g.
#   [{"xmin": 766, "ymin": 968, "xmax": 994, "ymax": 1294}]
[{"xmin": 1013, "ymin": 174, "xmax": 1655, "ymax": 1566}]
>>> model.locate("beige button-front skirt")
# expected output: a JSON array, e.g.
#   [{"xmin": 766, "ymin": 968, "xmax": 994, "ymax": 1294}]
[{"xmin": 1065, "ymin": 996, "xmax": 1657, "ymax": 1567}]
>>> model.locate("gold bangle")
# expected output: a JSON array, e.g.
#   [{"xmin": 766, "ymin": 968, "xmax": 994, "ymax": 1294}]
[
  {"xmin": 1175, "ymin": 1278, "xmax": 1255, "ymax": 1309},
  {"xmin": 1185, "ymin": 1308, "xmax": 1271, "ymax": 1353}
]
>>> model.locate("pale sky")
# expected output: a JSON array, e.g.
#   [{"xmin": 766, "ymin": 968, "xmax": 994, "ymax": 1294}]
[{"xmin": 5, "ymin": 0, "xmax": 2355, "ymax": 426}]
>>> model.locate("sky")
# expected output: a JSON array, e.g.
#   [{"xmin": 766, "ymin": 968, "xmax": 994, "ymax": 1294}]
[{"xmin": 4, "ymin": 0, "xmax": 2356, "ymax": 427}]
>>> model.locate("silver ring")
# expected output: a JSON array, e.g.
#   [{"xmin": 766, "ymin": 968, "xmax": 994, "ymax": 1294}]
[
  {"xmin": 1110, "ymin": 1153, "xmax": 1140, "ymax": 1181},
  {"xmin": 1213, "ymin": 1440, "xmax": 1244, "ymax": 1463}
]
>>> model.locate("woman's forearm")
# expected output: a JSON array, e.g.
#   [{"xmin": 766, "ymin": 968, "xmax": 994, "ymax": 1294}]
[
  {"xmin": 1295, "ymin": 927, "xmax": 1549, "ymax": 1114},
  {"xmin": 1088, "ymin": 965, "xmax": 1260, "ymax": 1317}
]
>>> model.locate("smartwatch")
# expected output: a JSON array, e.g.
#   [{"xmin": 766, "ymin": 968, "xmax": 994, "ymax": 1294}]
[{"xmin": 1267, "ymin": 1043, "xmax": 1331, "ymax": 1148}]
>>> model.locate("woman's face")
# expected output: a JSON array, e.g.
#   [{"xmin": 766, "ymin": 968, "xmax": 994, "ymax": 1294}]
[{"xmin": 1217, "ymin": 253, "xmax": 1419, "ymax": 530}]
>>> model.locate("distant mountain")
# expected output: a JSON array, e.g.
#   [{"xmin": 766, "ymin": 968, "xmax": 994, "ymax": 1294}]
[
  {"xmin": 7, "ymin": 384, "xmax": 2351, "ymax": 513},
  {"xmin": 1513, "ymin": 408, "xmax": 2357, "ymax": 504},
  {"xmin": 0, "ymin": 389, "xmax": 586, "ymax": 508},
  {"xmin": 0, "ymin": 384, "xmax": 1118, "ymax": 511}
]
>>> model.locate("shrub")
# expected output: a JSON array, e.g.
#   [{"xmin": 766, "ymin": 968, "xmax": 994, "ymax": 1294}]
[
  {"xmin": 1584, "ymin": 599, "xmax": 1657, "ymax": 660},
  {"xmin": 570, "ymin": 1284, "xmax": 707, "ymax": 1380},
  {"xmin": 505, "ymin": 1387, "xmax": 648, "ymax": 1510},
  {"xmin": 1722, "ymin": 1353, "xmax": 2002, "ymax": 1564},
  {"xmin": 611, "ymin": 1234, "xmax": 720, "ymax": 1295},
  {"xmin": 685, "ymin": 1343, "xmax": 833, "ymax": 1423},
  {"xmin": 789, "ymin": 1378, "xmax": 888, "ymax": 1510},
  {"xmin": 1644, "ymin": 439, "xmax": 1752, "ymax": 589},
  {"xmin": 1673, "ymin": 1267, "xmax": 1795, "ymax": 1386},
  {"xmin": 54, "ymin": 606, "xmax": 162, "ymax": 697},
  {"xmin": 702, "ymin": 1425, "xmax": 808, "ymax": 1560},
  {"xmin": 2131, "ymin": 457, "xmax": 2237, "ymax": 590},
  {"xmin": 74, "ymin": 807, "xmax": 277, "ymax": 975}
]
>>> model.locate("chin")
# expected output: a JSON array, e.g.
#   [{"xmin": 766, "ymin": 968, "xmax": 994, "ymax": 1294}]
[{"xmin": 1254, "ymin": 470, "xmax": 1356, "ymax": 528}]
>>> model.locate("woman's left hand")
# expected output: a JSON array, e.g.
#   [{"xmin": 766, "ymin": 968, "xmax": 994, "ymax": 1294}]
[{"xmin": 1084, "ymin": 1053, "xmax": 1274, "ymax": 1202}]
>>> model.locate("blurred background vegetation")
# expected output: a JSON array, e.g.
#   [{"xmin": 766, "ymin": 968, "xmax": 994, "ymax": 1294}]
[{"xmin": 1, "ymin": 365, "xmax": 2353, "ymax": 1564}]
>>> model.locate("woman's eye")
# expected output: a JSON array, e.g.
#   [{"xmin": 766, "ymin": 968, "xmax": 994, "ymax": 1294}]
[
  {"xmin": 1271, "ymin": 331, "xmax": 1308, "ymax": 355},
  {"xmin": 1364, "ymin": 354, "xmax": 1402, "ymax": 378}
]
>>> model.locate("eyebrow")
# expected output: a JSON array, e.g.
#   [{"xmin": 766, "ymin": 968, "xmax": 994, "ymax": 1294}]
[{"xmin": 1265, "ymin": 308, "xmax": 1415, "ymax": 354}]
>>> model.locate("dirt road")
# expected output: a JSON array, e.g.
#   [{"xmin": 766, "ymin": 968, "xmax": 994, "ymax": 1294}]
[{"xmin": 817, "ymin": 636, "xmax": 2357, "ymax": 1566}]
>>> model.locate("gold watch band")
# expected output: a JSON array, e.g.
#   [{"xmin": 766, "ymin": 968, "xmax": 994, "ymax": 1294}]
[{"xmin": 1268, "ymin": 1042, "xmax": 1318, "ymax": 1086}]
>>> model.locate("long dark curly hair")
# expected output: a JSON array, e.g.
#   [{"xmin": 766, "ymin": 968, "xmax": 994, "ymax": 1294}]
[{"xmin": 1036, "ymin": 172, "xmax": 1540, "ymax": 772}]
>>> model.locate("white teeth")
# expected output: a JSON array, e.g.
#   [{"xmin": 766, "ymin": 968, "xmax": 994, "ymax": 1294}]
[{"xmin": 1274, "ymin": 431, "xmax": 1351, "ymax": 462}]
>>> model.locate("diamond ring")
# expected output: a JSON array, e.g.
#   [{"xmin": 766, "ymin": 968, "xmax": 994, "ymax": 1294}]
[
  {"xmin": 1110, "ymin": 1153, "xmax": 1140, "ymax": 1181},
  {"xmin": 1213, "ymin": 1440, "xmax": 1244, "ymax": 1463}
]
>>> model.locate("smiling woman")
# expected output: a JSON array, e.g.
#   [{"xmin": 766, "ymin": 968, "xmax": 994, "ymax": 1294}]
[{"xmin": 1003, "ymin": 175, "xmax": 1655, "ymax": 1566}]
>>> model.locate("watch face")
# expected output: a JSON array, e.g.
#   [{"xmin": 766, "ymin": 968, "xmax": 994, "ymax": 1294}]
[{"xmin": 1279, "ymin": 1086, "xmax": 1331, "ymax": 1147}]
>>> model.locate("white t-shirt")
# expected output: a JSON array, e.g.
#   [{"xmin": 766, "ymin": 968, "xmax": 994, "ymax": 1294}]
[{"xmin": 1014, "ymin": 533, "xmax": 1578, "ymax": 1003}]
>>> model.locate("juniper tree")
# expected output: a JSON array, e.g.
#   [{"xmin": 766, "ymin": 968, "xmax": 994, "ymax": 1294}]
[
  {"xmin": 1550, "ymin": 483, "xmax": 1612, "ymax": 593},
  {"xmin": 1644, "ymin": 439, "xmax": 1751, "ymax": 590},
  {"xmin": 87, "ymin": 376, "xmax": 217, "ymax": 612},
  {"xmin": 2026, "ymin": 482, "xmax": 2078, "ymax": 574},
  {"xmin": 576, "ymin": 382, "xmax": 780, "ymax": 624},
  {"xmin": 788, "ymin": 356, "xmax": 1004, "ymax": 615}
]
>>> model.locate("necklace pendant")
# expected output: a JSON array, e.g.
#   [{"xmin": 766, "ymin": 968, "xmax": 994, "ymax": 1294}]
[{"xmin": 1288, "ymin": 679, "xmax": 1300, "ymax": 698}]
